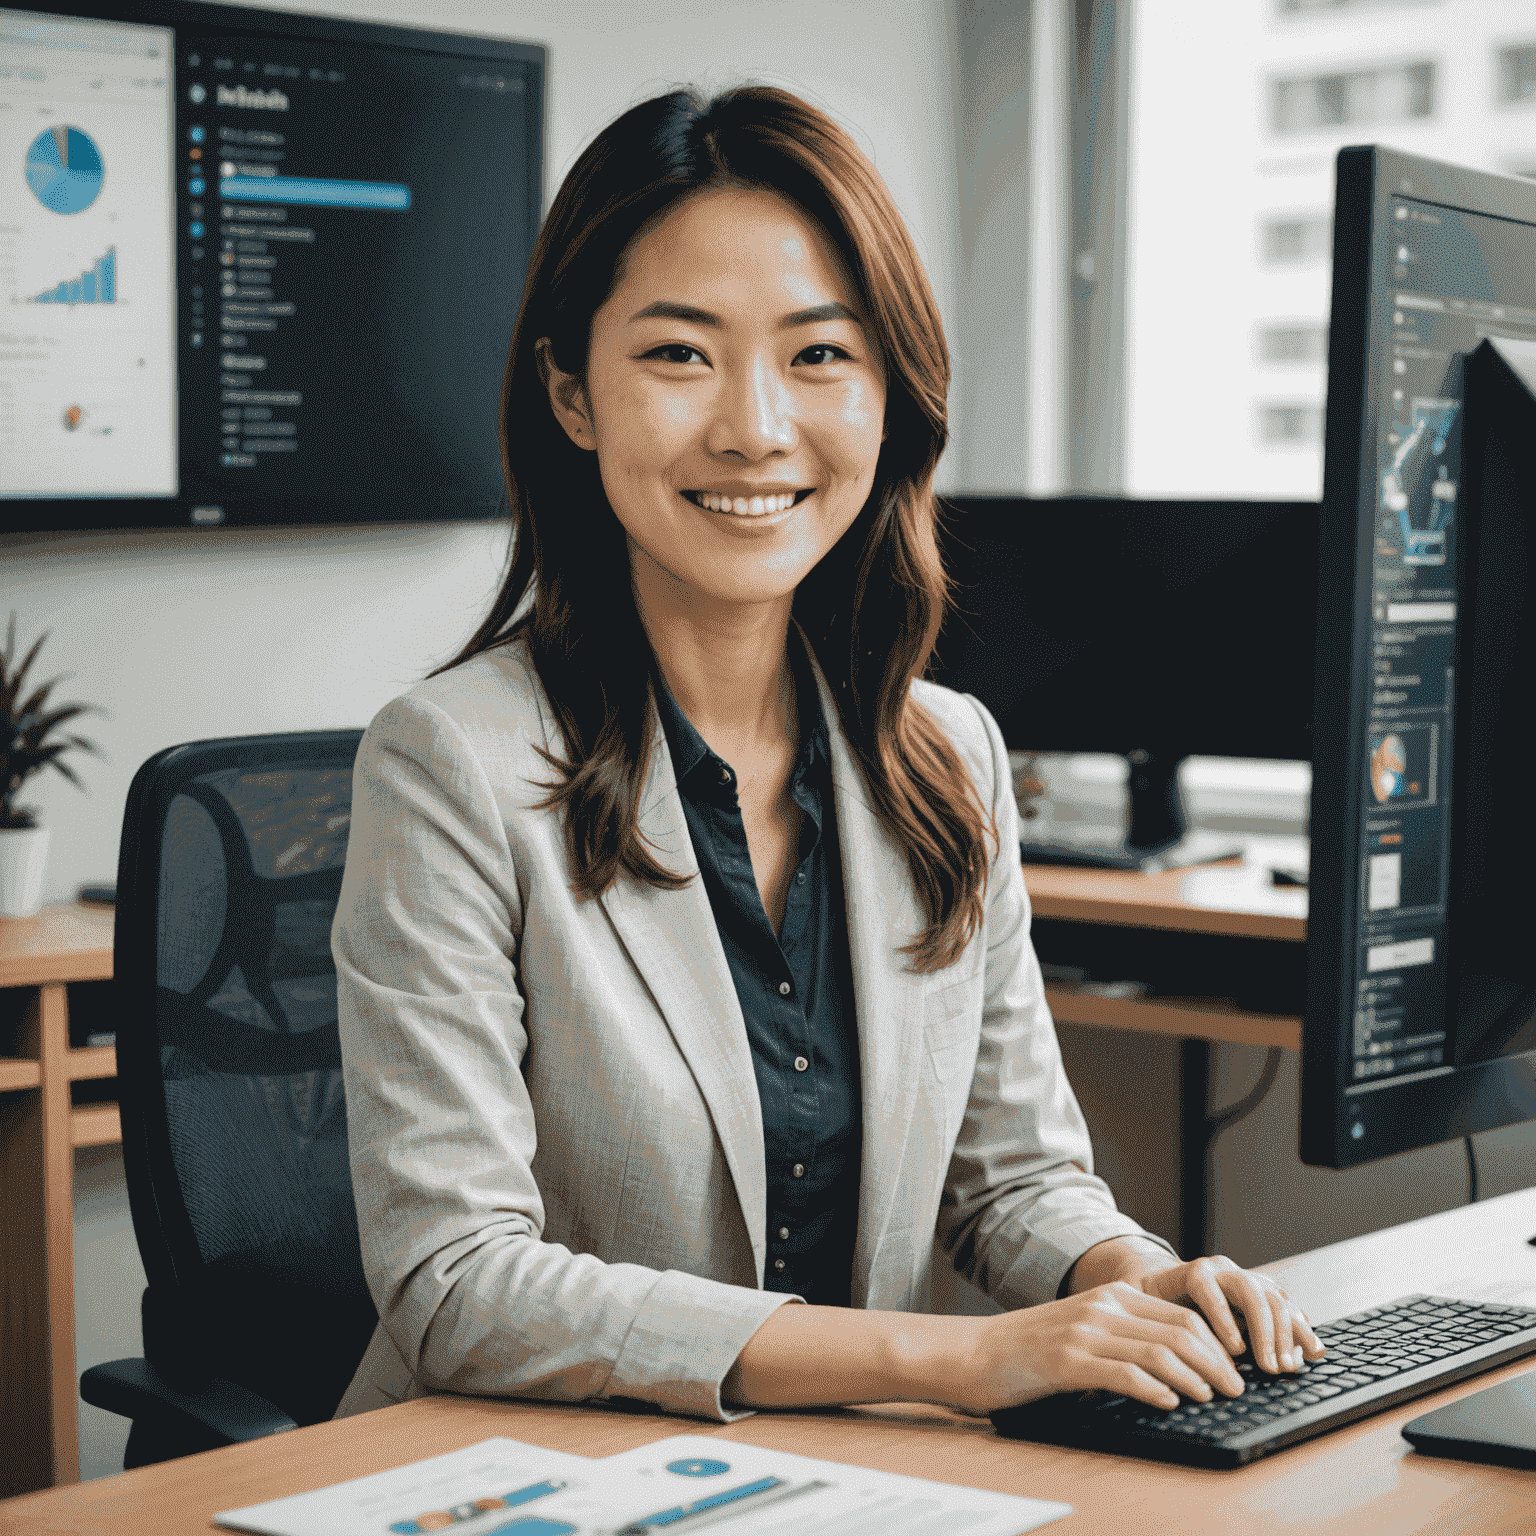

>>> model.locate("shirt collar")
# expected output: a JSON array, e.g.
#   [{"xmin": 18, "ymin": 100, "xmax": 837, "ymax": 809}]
[{"xmin": 653, "ymin": 629, "xmax": 828, "ymax": 800}]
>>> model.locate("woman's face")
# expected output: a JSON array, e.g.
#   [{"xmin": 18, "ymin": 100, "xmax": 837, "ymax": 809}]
[{"xmin": 541, "ymin": 186, "xmax": 888, "ymax": 617}]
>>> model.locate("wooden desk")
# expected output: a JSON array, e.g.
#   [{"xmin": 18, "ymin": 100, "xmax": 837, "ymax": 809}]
[
  {"xmin": 1025, "ymin": 860, "xmax": 1307, "ymax": 1260},
  {"xmin": 5, "ymin": 1188, "xmax": 1533, "ymax": 1536},
  {"xmin": 1025, "ymin": 860, "xmax": 1305, "ymax": 1054},
  {"xmin": 0, "ymin": 901, "xmax": 117, "ymax": 1495}
]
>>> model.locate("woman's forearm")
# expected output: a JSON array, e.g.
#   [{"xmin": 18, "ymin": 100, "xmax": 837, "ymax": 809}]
[
  {"xmin": 1062, "ymin": 1236, "xmax": 1177, "ymax": 1295},
  {"xmin": 721, "ymin": 1303, "xmax": 979, "ymax": 1410},
  {"xmin": 724, "ymin": 1239, "xmax": 1173, "ymax": 1411}
]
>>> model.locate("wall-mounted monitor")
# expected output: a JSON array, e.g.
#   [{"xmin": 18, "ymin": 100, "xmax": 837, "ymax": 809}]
[{"xmin": 1, "ymin": 0, "xmax": 543, "ymax": 529}]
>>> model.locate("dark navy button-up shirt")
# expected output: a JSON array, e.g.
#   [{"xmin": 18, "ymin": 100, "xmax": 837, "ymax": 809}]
[{"xmin": 652, "ymin": 637, "xmax": 861, "ymax": 1307}]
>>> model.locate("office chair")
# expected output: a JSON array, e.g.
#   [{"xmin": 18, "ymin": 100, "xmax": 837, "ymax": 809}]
[{"xmin": 80, "ymin": 730, "xmax": 378, "ymax": 1469}]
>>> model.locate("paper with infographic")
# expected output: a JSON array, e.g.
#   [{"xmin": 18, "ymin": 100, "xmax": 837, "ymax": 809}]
[{"xmin": 214, "ymin": 1431, "xmax": 1071, "ymax": 1536}]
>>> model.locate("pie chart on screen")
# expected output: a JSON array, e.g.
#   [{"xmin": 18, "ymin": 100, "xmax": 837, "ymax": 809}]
[{"xmin": 26, "ymin": 126, "xmax": 104, "ymax": 213}]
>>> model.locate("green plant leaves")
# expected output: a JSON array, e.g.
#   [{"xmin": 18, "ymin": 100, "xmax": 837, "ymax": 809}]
[{"xmin": 2, "ymin": 611, "xmax": 105, "ymax": 829}]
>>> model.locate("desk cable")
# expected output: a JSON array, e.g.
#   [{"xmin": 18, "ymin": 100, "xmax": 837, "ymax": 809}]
[{"xmin": 1205, "ymin": 1046, "xmax": 1284, "ymax": 1146}]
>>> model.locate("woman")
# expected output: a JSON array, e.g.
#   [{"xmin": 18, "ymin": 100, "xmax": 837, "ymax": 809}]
[{"xmin": 331, "ymin": 84, "xmax": 1321, "ymax": 1425}]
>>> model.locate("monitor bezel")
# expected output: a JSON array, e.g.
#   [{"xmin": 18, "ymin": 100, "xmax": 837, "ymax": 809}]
[
  {"xmin": 1301, "ymin": 144, "xmax": 1536, "ymax": 1170},
  {"xmin": 1, "ymin": 0, "xmax": 545, "ymax": 532}
]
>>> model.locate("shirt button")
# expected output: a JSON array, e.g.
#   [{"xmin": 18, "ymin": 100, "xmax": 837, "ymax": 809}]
[
  {"xmin": 779, "ymin": 981, "xmax": 791, "ymax": 997},
  {"xmin": 719, "ymin": 766, "xmax": 731, "ymax": 783},
  {"xmin": 778, "ymin": 1226, "xmax": 790, "ymax": 1240},
  {"xmin": 792, "ymin": 1162, "xmax": 805, "ymax": 1178},
  {"xmin": 796, "ymin": 871, "xmax": 807, "ymax": 884},
  {"xmin": 794, "ymin": 1055, "xmax": 808, "ymax": 1072},
  {"xmin": 773, "ymin": 1259, "xmax": 786, "ymax": 1272}
]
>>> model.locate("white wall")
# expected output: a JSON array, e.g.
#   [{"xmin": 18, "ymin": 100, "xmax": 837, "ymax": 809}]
[{"xmin": 3, "ymin": 0, "xmax": 966, "ymax": 909}]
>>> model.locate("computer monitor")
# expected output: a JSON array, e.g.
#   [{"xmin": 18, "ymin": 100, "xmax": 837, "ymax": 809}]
[
  {"xmin": 1301, "ymin": 145, "xmax": 1536, "ymax": 1170},
  {"xmin": 928, "ymin": 496, "xmax": 1318, "ymax": 855},
  {"xmin": 0, "ymin": 0, "xmax": 543, "ymax": 529}
]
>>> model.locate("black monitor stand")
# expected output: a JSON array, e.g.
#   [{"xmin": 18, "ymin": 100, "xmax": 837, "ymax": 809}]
[{"xmin": 1020, "ymin": 749, "xmax": 1244, "ymax": 871}]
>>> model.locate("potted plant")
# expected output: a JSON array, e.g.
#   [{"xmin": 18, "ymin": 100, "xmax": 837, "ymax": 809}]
[{"xmin": 1, "ymin": 613, "xmax": 104, "ymax": 919}]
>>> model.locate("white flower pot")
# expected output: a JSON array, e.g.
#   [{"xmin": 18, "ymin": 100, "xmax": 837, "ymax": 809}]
[{"xmin": 0, "ymin": 826, "xmax": 51, "ymax": 918}]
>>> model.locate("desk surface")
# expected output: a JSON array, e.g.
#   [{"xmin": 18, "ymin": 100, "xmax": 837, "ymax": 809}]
[
  {"xmin": 1023, "ymin": 861, "xmax": 1307, "ymax": 943},
  {"xmin": 0, "ymin": 900, "xmax": 114, "ymax": 988},
  {"xmin": 0, "ymin": 868, "xmax": 1304, "ymax": 980},
  {"xmin": 7, "ymin": 1188, "xmax": 1534, "ymax": 1536}
]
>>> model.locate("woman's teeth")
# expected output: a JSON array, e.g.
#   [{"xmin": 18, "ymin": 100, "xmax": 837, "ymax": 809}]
[{"xmin": 689, "ymin": 491, "xmax": 799, "ymax": 516}]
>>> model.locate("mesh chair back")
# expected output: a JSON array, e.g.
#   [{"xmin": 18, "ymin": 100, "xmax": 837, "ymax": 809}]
[{"xmin": 114, "ymin": 730, "xmax": 377, "ymax": 1428}]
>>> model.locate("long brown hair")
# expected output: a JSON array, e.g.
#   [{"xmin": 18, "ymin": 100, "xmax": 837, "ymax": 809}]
[{"xmin": 432, "ymin": 85, "xmax": 994, "ymax": 971}]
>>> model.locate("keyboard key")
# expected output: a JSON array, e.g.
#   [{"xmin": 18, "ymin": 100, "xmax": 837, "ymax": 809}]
[{"xmin": 991, "ymin": 1294, "xmax": 1536, "ymax": 1468}]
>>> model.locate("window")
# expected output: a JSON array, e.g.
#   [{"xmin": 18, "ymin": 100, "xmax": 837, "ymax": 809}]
[
  {"xmin": 1258, "ymin": 403, "xmax": 1323, "ymax": 444},
  {"xmin": 1123, "ymin": 2, "xmax": 1501, "ymax": 500},
  {"xmin": 1262, "ymin": 215, "xmax": 1332, "ymax": 263},
  {"xmin": 1499, "ymin": 46, "xmax": 1536, "ymax": 105},
  {"xmin": 1278, "ymin": 0, "xmax": 1438, "ymax": 11},
  {"xmin": 1259, "ymin": 324, "xmax": 1328, "ymax": 363},
  {"xmin": 1272, "ymin": 62, "xmax": 1434, "ymax": 133}
]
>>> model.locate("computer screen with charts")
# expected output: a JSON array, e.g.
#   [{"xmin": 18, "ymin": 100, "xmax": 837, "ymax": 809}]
[
  {"xmin": 1301, "ymin": 145, "xmax": 1536, "ymax": 1169},
  {"xmin": 0, "ymin": 0, "xmax": 542, "ymax": 528}
]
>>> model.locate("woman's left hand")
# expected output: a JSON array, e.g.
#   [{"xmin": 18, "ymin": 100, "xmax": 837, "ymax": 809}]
[{"xmin": 1128, "ymin": 1255, "xmax": 1324, "ymax": 1374}]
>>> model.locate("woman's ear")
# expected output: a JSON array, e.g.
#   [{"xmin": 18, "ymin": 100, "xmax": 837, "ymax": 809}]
[{"xmin": 535, "ymin": 337, "xmax": 596, "ymax": 450}]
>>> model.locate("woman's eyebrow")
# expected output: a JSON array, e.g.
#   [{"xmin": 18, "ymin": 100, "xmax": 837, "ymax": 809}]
[{"xmin": 627, "ymin": 299, "xmax": 862, "ymax": 328}]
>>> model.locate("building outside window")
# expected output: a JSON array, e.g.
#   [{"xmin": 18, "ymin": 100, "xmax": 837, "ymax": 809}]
[
  {"xmin": 1277, "ymin": 0, "xmax": 1416, "ymax": 11},
  {"xmin": 1272, "ymin": 63, "xmax": 1434, "ymax": 133},
  {"xmin": 1257, "ymin": 402, "xmax": 1323, "ymax": 442},
  {"xmin": 1499, "ymin": 46, "xmax": 1536, "ymax": 105},
  {"xmin": 1259, "ymin": 323, "xmax": 1328, "ymax": 362},
  {"xmin": 1123, "ymin": 0, "xmax": 1534, "ymax": 501},
  {"xmin": 1262, "ymin": 214, "xmax": 1332, "ymax": 262}
]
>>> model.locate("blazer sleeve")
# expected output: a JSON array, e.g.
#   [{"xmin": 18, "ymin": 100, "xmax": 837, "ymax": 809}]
[
  {"xmin": 332, "ymin": 691, "xmax": 793, "ymax": 1421},
  {"xmin": 934, "ymin": 694, "xmax": 1180, "ymax": 1306}
]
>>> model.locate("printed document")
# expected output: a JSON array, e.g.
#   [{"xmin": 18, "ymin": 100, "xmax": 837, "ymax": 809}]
[{"xmin": 215, "ymin": 1431, "xmax": 1071, "ymax": 1536}]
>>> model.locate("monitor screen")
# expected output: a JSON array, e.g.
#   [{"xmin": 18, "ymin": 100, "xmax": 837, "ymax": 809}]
[
  {"xmin": 928, "ymin": 497, "xmax": 1318, "ymax": 763},
  {"xmin": 1301, "ymin": 145, "xmax": 1536, "ymax": 1169},
  {"xmin": 0, "ymin": 0, "xmax": 543, "ymax": 528}
]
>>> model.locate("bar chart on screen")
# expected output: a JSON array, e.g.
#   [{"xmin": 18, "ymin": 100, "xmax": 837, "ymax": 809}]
[
  {"xmin": 27, "ymin": 244, "xmax": 117, "ymax": 305},
  {"xmin": 0, "ymin": 8, "xmax": 176, "ymax": 498}
]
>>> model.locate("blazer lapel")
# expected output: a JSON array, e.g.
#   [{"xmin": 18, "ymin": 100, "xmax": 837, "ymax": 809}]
[
  {"xmin": 596, "ymin": 715, "xmax": 768, "ymax": 1280},
  {"xmin": 810, "ymin": 659, "xmax": 931, "ymax": 1310}
]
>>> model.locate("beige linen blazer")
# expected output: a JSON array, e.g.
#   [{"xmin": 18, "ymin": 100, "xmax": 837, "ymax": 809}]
[{"xmin": 331, "ymin": 634, "xmax": 1173, "ymax": 1423}]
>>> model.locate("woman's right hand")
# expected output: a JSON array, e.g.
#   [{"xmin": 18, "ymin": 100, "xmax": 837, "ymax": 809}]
[{"xmin": 947, "ymin": 1280, "xmax": 1247, "ymax": 1416}]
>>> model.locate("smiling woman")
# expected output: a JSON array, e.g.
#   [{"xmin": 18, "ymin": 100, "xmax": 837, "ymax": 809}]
[
  {"xmin": 330, "ymin": 85, "xmax": 1319, "ymax": 1437},
  {"xmin": 438, "ymin": 85, "xmax": 983, "ymax": 965}
]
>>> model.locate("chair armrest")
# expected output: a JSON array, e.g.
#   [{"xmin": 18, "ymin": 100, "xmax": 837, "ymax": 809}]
[{"xmin": 80, "ymin": 1358, "xmax": 299, "ymax": 1444}]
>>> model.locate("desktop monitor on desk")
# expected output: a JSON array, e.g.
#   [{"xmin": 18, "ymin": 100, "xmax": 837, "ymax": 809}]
[
  {"xmin": 1301, "ymin": 145, "xmax": 1536, "ymax": 1170},
  {"xmin": 0, "ymin": 0, "xmax": 543, "ymax": 530},
  {"xmin": 928, "ymin": 496, "xmax": 1318, "ymax": 859}
]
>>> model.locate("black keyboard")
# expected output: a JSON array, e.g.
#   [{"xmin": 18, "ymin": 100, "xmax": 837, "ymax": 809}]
[
  {"xmin": 990, "ymin": 1294, "xmax": 1536, "ymax": 1468},
  {"xmin": 1019, "ymin": 838, "xmax": 1146, "ymax": 871}
]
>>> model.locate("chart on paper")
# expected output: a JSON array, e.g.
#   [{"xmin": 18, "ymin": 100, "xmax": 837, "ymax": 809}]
[{"xmin": 216, "ymin": 1434, "xmax": 1072, "ymax": 1536}]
